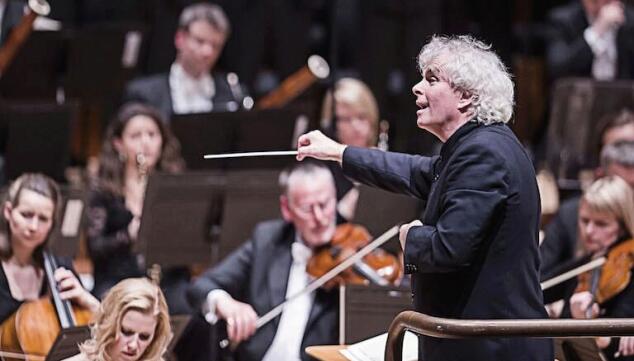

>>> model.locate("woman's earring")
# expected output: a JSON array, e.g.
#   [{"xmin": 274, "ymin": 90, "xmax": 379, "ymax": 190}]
[{"xmin": 118, "ymin": 152, "xmax": 127, "ymax": 163}]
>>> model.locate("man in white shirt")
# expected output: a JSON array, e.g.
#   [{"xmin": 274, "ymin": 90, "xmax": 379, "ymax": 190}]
[
  {"xmin": 186, "ymin": 162, "xmax": 339, "ymax": 361},
  {"xmin": 547, "ymin": 0, "xmax": 634, "ymax": 81},
  {"xmin": 124, "ymin": 3, "xmax": 247, "ymax": 121}
]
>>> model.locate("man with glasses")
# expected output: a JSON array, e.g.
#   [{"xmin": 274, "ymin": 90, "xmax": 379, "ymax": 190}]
[
  {"xmin": 124, "ymin": 3, "xmax": 247, "ymax": 121},
  {"xmin": 187, "ymin": 161, "xmax": 339, "ymax": 361}
]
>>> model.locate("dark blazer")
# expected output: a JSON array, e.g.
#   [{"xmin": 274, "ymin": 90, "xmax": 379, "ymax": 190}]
[
  {"xmin": 187, "ymin": 219, "xmax": 339, "ymax": 361},
  {"xmin": 1, "ymin": 0, "xmax": 25, "ymax": 45},
  {"xmin": 546, "ymin": 1, "xmax": 634, "ymax": 80},
  {"xmin": 342, "ymin": 122, "xmax": 553, "ymax": 361},
  {"xmin": 123, "ymin": 70, "xmax": 243, "ymax": 121}
]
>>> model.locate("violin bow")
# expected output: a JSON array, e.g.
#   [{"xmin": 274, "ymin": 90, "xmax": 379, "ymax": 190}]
[
  {"xmin": 540, "ymin": 257, "xmax": 606, "ymax": 291},
  {"xmin": 0, "ymin": 350, "xmax": 45, "ymax": 361},
  {"xmin": 219, "ymin": 224, "xmax": 400, "ymax": 348}
]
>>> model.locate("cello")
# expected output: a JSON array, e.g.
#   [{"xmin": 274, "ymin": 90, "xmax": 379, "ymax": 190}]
[{"xmin": 0, "ymin": 251, "xmax": 93, "ymax": 361}]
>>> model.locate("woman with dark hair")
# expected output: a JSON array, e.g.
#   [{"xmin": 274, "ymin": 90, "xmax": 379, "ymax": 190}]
[
  {"xmin": 87, "ymin": 103, "xmax": 185, "ymax": 300},
  {"xmin": 0, "ymin": 173, "xmax": 99, "ymax": 324}
]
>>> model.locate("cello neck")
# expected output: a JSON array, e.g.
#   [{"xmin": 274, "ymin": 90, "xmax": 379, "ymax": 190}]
[{"xmin": 42, "ymin": 250, "xmax": 76, "ymax": 328}]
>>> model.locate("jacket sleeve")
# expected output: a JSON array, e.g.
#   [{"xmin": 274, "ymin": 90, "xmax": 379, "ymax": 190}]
[
  {"xmin": 187, "ymin": 238, "xmax": 254, "ymax": 312},
  {"xmin": 341, "ymin": 146, "xmax": 435, "ymax": 200},
  {"xmin": 403, "ymin": 142, "xmax": 509, "ymax": 273}
]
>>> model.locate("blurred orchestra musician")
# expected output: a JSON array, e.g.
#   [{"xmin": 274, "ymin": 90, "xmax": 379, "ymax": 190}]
[
  {"xmin": 124, "ymin": 3, "xmax": 248, "ymax": 121},
  {"xmin": 63, "ymin": 277, "xmax": 172, "ymax": 361},
  {"xmin": 187, "ymin": 162, "xmax": 339, "ymax": 361},
  {"xmin": 541, "ymin": 110, "xmax": 634, "ymax": 280},
  {"xmin": 0, "ymin": 173, "xmax": 99, "ymax": 325},
  {"xmin": 558, "ymin": 176, "xmax": 634, "ymax": 360},
  {"xmin": 319, "ymin": 77, "xmax": 382, "ymax": 221},
  {"xmin": 85, "ymin": 103, "xmax": 185, "ymax": 310},
  {"xmin": 547, "ymin": 0, "xmax": 634, "ymax": 81}
]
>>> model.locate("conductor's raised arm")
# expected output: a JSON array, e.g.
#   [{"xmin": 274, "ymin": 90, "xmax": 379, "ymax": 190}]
[{"xmin": 296, "ymin": 130, "xmax": 347, "ymax": 163}]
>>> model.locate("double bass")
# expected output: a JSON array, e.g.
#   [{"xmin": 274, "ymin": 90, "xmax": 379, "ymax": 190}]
[{"xmin": 0, "ymin": 251, "xmax": 92, "ymax": 361}]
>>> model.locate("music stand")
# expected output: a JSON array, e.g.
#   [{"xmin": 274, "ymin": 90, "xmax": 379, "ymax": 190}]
[
  {"xmin": 218, "ymin": 169, "xmax": 282, "ymax": 261},
  {"xmin": 137, "ymin": 172, "xmax": 226, "ymax": 269},
  {"xmin": 554, "ymin": 338, "xmax": 603, "ymax": 361},
  {"xmin": 352, "ymin": 185, "xmax": 423, "ymax": 254},
  {"xmin": 45, "ymin": 326, "xmax": 91, "ymax": 361},
  {"xmin": 171, "ymin": 108, "xmax": 308, "ymax": 170},
  {"xmin": 0, "ymin": 101, "xmax": 76, "ymax": 183},
  {"xmin": 546, "ymin": 78, "xmax": 634, "ymax": 182},
  {"xmin": 50, "ymin": 185, "xmax": 87, "ymax": 259},
  {"xmin": 339, "ymin": 284, "xmax": 412, "ymax": 344}
]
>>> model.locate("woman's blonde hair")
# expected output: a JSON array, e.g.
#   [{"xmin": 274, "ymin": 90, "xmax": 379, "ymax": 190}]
[
  {"xmin": 320, "ymin": 78, "xmax": 380, "ymax": 147},
  {"xmin": 80, "ymin": 278, "xmax": 172, "ymax": 361},
  {"xmin": 582, "ymin": 175, "xmax": 634, "ymax": 239}
]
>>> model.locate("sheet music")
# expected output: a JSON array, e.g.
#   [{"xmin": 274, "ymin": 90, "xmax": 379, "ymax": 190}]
[{"xmin": 339, "ymin": 331, "xmax": 418, "ymax": 361}]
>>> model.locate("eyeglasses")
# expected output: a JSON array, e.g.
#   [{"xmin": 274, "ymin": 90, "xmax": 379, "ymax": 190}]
[{"xmin": 289, "ymin": 197, "xmax": 336, "ymax": 219}]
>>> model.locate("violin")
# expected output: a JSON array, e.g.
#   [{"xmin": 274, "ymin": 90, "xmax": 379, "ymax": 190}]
[
  {"xmin": 219, "ymin": 224, "xmax": 400, "ymax": 349},
  {"xmin": 307, "ymin": 223, "xmax": 402, "ymax": 289},
  {"xmin": 0, "ymin": 251, "xmax": 93, "ymax": 361},
  {"xmin": 575, "ymin": 238, "xmax": 634, "ymax": 306}
]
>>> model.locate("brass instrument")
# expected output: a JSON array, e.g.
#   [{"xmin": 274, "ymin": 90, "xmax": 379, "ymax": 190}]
[
  {"xmin": 257, "ymin": 55, "xmax": 330, "ymax": 109},
  {"xmin": 135, "ymin": 152, "xmax": 148, "ymax": 182},
  {"xmin": 0, "ymin": 0, "xmax": 50, "ymax": 77}
]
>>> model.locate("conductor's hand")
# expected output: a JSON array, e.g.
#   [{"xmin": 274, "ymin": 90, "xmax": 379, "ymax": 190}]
[
  {"xmin": 54, "ymin": 267, "xmax": 100, "ymax": 313},
  {"xmin": 296, "ymin": 130, "xmax": 347, "ymax": 163},
  {"xmin": 594, "ymin": 1, "xmax": 625, "ymax": 35},
  {"xmin": 399, "ymin": 220, "xmax": 423, "ymax": 250},
  {"xmin": 569, "ymin": 291, "xmax": 599, "ymax": 319},
  {"xmin": 216, "ymin": 293, "xmax": 258, "ymax": 343}
]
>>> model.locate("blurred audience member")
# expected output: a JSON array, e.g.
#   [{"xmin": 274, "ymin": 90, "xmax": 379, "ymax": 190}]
[
  {"xmin": 546, "ymin": 0, "xmax": 634, "ymax": 81},
  {"xmin": 124, "ymin": 3, "xmax": 246, "ymax": 121},
  {"xmin": 86, "ymin": 103, "xmax": 184, "ymax": 303}
]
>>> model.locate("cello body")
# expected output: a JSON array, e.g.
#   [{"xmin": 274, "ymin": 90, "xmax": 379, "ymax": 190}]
[{"xmin": 0, "ymin": 299, "xmax": 92, "ymax": 361}]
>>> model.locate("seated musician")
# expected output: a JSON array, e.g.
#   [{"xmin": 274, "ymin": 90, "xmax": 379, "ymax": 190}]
[
  {"xmin": 561, "ymin": 176, "xmax": 634, "ymax": 360},
  {"xmin": 541, "ymin": 139, "xmax": 634, "ymax": 280},
  {"xmin": 0, "ymin": 173, "xmax": 99, "ymax": 324},
  {"xmin": 64, "ymin": 277, "xmax": 171, "ymax": 361},
  {"xmin": 319, "ymin": 77, "xmax": 381, "ymax": 220},
  {"xmin": 85, "ymin": 103, "xmax": 185, "ymax": 312},
  {"xmin": 187, "ymin": 161, "xmax": 339, "ymax": 361},
  {"xmin": 124, "ymin": 3, "xmax": 247, "ymax": 121}
]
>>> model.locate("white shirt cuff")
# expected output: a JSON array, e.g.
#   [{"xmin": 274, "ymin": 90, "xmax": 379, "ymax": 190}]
[{"xmin": 203, "ymin": 289, "xmax": 231, "ymax": 324}]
